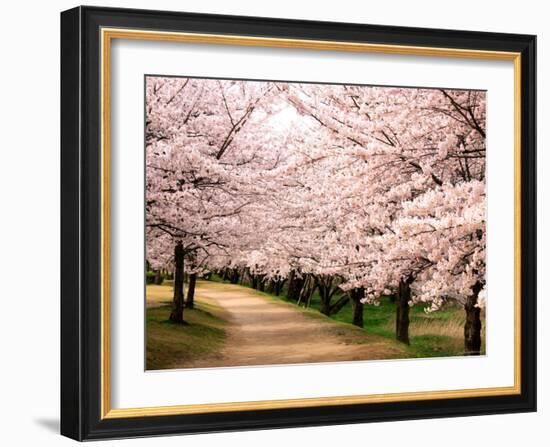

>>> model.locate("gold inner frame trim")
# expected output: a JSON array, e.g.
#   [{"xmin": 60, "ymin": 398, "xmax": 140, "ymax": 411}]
[{"xmin": 100, "ymin": 27, "xmax": 522, "ymax": 419}]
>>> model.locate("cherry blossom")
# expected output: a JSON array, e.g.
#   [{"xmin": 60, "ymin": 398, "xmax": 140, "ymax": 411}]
[{"xmin": 145, "ymin": 76, "xmax": 486, "ymax": 354}]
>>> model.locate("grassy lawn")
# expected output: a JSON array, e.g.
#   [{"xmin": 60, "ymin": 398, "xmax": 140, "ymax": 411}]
[
  {"xmin": 208, "ymin": 274, "xmax": 484, "ymax": 358},
  {"xmin": 323, "ymin": 296, "xmax": 471, "ymax": 358},
  {"xmin": 146, "ymin": 285, "xmax": 227, "ymax": 370}
]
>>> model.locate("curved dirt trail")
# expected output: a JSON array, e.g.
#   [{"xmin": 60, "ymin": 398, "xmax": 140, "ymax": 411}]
[{"xmin": 184, "ymin": 281, "xmax": 408, "ymax": 368}]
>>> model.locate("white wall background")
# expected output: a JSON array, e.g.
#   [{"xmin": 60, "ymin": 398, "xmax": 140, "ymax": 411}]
[{"xmin": 0, "ymin": 0, "xmax": 545, "ymax": 445}]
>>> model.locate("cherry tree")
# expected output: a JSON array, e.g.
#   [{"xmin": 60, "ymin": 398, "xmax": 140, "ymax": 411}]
[
  {"xmin": 275, "ymin": 83, "xmax": 486, "ymax": 350},
  {"xmin": 146, "ymin": 76, "xmax": 282, "ymax": 322},
  {"xmin": 145, "ymin": 76, "xmax": 487, "ymax": 355}
]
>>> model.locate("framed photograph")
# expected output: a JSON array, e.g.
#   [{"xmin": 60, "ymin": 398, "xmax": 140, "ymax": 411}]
[{"xmin": 60, "ymin": 6, "xmax": 536, "ymax": 441}]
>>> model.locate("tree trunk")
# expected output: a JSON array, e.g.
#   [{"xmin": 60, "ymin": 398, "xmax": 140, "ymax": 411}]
[
  {"xmin": 320, "ymin": 297, "xmax": 330, "ymax": 315},
  {"xmin": 316, "ymin": 276, "xmax": 343, "ymax": 316},
  {"xmin": 464, "ymin": 281, "xmax": 482, "ymax": 355},
  {"xmin": 266, "ymin": 279, "xmax": 275, "ymax": 294},
  {"xmin": 299, "ymin": 275, "xmax": 316, "ymax": 306},
  {"xmin": 287, "ymin": 271, "xmax": 305, "ymax": 301},
  {"xmin": 349, "ymin": 288, "xmax": 364, "ymax": 328},
  {"xmin": 396, "ymin": 278, "xmax": 411, "ymax": 344},
  {"xmin": 185, "ymin": 273, "xmax": 197, "ymax": 309},
  {"xmin": 297, "ymin": 275, "xmax": 309, "ymax": 305},
  {"xmin": 169, "ymin": 242, "xmax": 185, "ymax": 323},
  {"xmin": 286, "ymin": 271, "xmax": 295, "ymax": 297},
  {"xmin": 329, "ymin": 295, "xmax": 349, "ymax": 315},
  {"xmin": 246, "ymin": 268, "xmax": 254, "ymax": 287},
  {"xmin": 230, "ymin": 269, "xmax": 240, "ymax": 284},
  {"xmin": 258, "ymin": 275, "xmax": 266, "ymax": 292},
  {"xmin": 318, "ymin": 283, "xmax": 331, "ymax": 315},
  {"xmin": 274, "ymin": 279, "xmax": 286, "ymax": 296},
  {"xmin": 242, "ymin": 267, "xmax": 251, "ymax": 286},
  {"xmin": 315, "ymin": 276, "xmax": 340, "ymax": 315},
  {"xmin": 222, "ymin": 268, "xmax": 230, "ymax": 281},
  {"xmin": 154, "ymin": 270, "xmax": 163, "ymax": 285}
]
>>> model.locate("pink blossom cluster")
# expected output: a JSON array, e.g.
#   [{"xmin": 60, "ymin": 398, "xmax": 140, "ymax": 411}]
[{"xmin": 146, "ymin": 77, "xmax": 486, "ymax": 310}]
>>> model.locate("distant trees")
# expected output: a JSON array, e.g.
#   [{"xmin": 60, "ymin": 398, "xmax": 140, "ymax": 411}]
[{"xmin": 145, "ymin": 77, "xmax": 486, "ymax": 354}]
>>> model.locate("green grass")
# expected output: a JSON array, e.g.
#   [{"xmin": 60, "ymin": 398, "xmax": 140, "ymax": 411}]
[
  {"xmin": 146, "ymin": 301, "xmax": 227, "ymax": 370},
  {"xmin": 305, "ymin": 294, "xmax": 479, "ymax": 357},
  {"xmin": 209, "ymin": 273, "xmax": 231, "ymax": 284},
  {"xmin": 207, "ymin": 274, "xmax": 484, "ymax": 358}
]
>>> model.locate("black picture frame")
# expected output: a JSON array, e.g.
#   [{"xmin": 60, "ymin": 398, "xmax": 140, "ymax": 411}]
[{"xmin": 61, "ymin": 5, "xmax": 536, "ymax": 441}]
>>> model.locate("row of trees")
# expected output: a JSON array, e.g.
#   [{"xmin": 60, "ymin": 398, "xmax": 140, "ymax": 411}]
[{"xmin": 146, "ymin": 76, "xmax": 487, "ymax": 355}]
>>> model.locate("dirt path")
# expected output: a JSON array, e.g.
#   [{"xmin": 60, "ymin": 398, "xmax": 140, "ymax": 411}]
[{"xmin": 183, "ymin": 281, "xmax": 408, "ymax": 368}]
